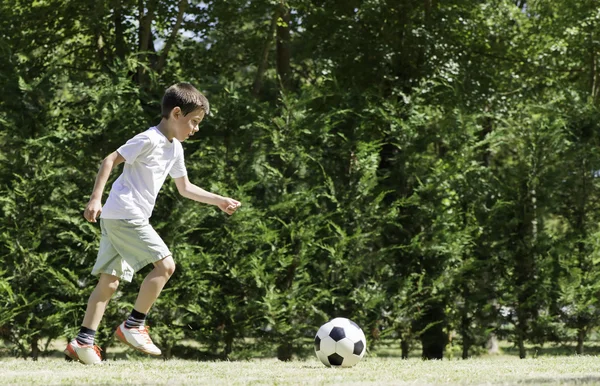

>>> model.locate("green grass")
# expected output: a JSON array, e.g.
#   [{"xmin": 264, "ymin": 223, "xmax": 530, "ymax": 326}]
[
  {"xmin": 2, "ymin": 355, "xmax": 600, "ymax": 385},
  {"xmin": 3, "ymin": 340, "xmax": 600, "ymax": 385}
]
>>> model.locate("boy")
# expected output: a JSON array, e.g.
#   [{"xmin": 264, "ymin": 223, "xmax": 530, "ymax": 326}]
[{"xmin": 64, "ymin": 83, "xmax": 240, "ymax": 364}]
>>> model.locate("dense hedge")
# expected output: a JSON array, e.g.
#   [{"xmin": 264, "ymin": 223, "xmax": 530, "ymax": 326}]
[{"xmin": 2, "ymin": 0, "xmax": 600, "ymax": 360}]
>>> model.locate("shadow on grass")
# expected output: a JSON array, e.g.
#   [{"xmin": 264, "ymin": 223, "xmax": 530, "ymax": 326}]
[
  {"xmin": 5, "ymin": 340, "xmax": 600, "ymax": 362},
  {"xmin": 16, "ymin": 343, "xmax": 301, "ymax": 362},
  {"xmin": 501, "ymin": 344, "xmax": 600, "ymax": 357},
  {"xmin": 372, "ymin": 341, "xmax": 600, "ymax": 359},
  {"xmin": 520, "ymin": 377, "xmax": 600, "ymax": 384}
]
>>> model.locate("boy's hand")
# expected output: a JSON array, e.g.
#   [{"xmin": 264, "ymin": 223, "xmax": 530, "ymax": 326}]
[
  {"xmin": 84, "ymin": 199, "xmax": 102, "ymax": 222},
  {"xmin": 218, "ymin": 198, "xmax": 241, "ymax": 216}
]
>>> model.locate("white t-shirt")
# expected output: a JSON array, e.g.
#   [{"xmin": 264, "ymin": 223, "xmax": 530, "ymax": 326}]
[{"xmin": 101, "ymin": 127, "xmax": 187, "ymax": 219}]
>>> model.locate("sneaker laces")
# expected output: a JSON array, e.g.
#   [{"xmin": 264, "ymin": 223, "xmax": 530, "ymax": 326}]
[{"xmin": 138, "ymin": 325, "xmax": 154, "ymax": 345}]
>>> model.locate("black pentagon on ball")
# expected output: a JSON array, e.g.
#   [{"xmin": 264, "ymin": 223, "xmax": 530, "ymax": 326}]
[
  {"xmin": 329, "ymin": 326, "xmax": 345, "ymax": 342},
  {"xmin": 314, "ymin": 335, "xmax": 321, "ymax": 352},
  {"xmin": 353, "ymin": 340, "xmax": 364, "ymax": 355},
  {"xmin": 328, "ymin": 353, "xmax": 344, "ymax": 366}
]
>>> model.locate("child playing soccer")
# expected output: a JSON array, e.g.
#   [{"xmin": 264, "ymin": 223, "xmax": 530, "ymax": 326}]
[{"xmin": 64, "ymin": 83, "xmax": 240, "ymax": 364}]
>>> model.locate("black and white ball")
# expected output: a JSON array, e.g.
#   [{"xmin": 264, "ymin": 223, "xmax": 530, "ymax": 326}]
[{"xmin": 314, "ymin": 317, "xmax": 367, "ymax": 367}]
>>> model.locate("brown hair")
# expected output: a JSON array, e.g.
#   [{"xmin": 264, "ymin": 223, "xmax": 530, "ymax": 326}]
[{"xmin": 161, "ymin": 82, "xmax": 210, "ymax": 118}]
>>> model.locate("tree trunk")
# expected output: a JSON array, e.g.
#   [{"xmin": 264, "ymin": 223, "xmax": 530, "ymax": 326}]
[
  {"xmin": 589, "ymin": 25, "xmax": 599, "ymax": 104},
  {"xmin": 30, "ymin": 335, "xmax": 39, "ymax": 361},
  {"xmin": 424, "ymin": 0, "xmax": 432, "ymax": 23},
  {"xmin": 418, "ymin": 303, "xmax": 447, "ymax": 360},
  {"xmin": 576, "ymin": 327, "xmax": 586, "ymax": 355},
  {"xmin": 137, "ymin": 0, "xmax": 156, "ymax": 86},
  {"xmin": 138, "ymin": 0, "xmax": 155, "ymax": 54},
  {"xmin": 514, "ymin": 180, "xmax": 536, "ymax": 360},
  {"xmin": 276, "ymin": 2, "xmax": 292, "ymax": 91},
  {"xmin": 517, "ymin": 323, "xmax": 526, "ymax": 359},
  {"xmin": 460, "ymin": 284, "xmax": 471, "ymax": 359},
  {"xmin": 401, "ymin": 338, "xmax": 410, "ymax": 359},
  {"xmin": 224, "ymin": 330, "xmax": 234, "ymax": 359},
  {"xmin": 461, "ymin": 336, "xmax": 470, "ymax": 359},
  {"xmin": 277, "ymin": 341, "xmax": 293, "ymax": 361},
  {"xmin": 252, "ymin": 9, "xmax": 279, "ymax": 96},
  {"xmin": 113, "ymin": 0, "xmax": 127, "ymax": 59},
  {"xmin": 163, "ymin": 343, "xmax": 173, "ymax": 359},
  {"xmin": 156, "ymin": 0, "xmax": 188, "ymax": 73}
]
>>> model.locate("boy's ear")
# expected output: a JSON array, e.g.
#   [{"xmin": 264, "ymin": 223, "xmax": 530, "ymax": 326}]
[{"xmin": 171, "ymin": 106, "xmax": 182, "ymax": 119}]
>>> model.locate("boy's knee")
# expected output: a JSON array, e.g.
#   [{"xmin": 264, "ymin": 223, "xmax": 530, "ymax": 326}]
[
  {"xmin": 107, "ymin": 279, "xmax": 120, "ymax": 293},
  {"xmin": 98, "ymin": 274, "xmax": 120, "ymax": 295},
  {"xmin": 157, "ymin": 256, "xmax": 176, "ymax": 278},
  {"xmin": 165, "ymin": 261, "xmax": 176, "ymax": 277}
]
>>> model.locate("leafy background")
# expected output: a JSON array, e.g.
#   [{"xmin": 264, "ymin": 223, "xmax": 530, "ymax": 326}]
[{"xmin": 2, "ymin": 0, "xmax": 600, "ymax": 361}]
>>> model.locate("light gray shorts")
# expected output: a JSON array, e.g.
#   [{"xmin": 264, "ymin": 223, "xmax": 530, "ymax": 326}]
[{"xmin": 92, "ymin": 218, "xmax": 171, "ymax": 282}]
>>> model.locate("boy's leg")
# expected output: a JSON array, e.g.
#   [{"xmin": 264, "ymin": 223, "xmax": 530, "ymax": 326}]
[
  {"xmin": 82, "ymin": 273, "xmax": 121, "ymax": 330},
  {"xmin": 65, "ymin": 273, "xmax": 120, "ymax": 365},
  {"xmin": 134, "ymin": 255, "xmax": 176, "ymax": 314},
  {"xmin": 115, "ymin": 256, "xmax": 175, "ymax": 356}
]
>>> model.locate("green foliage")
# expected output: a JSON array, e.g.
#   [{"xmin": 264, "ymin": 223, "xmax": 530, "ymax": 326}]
[{"xmin": 4, "ymin": 0, "xmax": 600, "ymax": 362}]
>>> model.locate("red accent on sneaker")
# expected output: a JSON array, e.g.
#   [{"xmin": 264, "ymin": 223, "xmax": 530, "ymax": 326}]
[
  {"xmin": 65, "ymin": 343, "xmax": 79, "ymax": 361},
  {"xmin": 64, "ymin": 341, "xmax": 102, "ymax": 364},
  {"xmin": 92, "ymin": 345, "xmax": 102, "ymax": 359}
]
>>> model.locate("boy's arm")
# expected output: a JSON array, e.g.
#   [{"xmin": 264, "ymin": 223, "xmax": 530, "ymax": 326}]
[
  {"xmin": 83, "ymin": 151, "xmax": 125, "ymax": 222},
  {"xmin": 174, "ymin": 175, "xmax": 241, "ymax": 215}
]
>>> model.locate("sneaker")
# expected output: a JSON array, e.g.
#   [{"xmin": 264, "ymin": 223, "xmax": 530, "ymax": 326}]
[
  {"xmin": 64, "ymin": 339, "xmax": 102, "ymax": 365},
  {"xmin": 115, "ymin": 322, "xmax": 162, "ymax": 356}
]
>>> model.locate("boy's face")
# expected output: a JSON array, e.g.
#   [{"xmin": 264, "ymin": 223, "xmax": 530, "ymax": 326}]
[{"xmin": 171, "ymin": 107, "xmax": 205, "ymax": 142}]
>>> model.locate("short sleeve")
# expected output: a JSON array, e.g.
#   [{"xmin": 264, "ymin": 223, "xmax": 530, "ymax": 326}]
[
  {"xmin": 169, "ymin": 143, "xmax": 187, "ymax": 178},
  {"xmin": 117, "ymin": 133, "xmax": 152, "ymax": 164}
]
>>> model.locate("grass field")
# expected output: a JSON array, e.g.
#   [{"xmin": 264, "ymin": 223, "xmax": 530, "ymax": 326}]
[{"xmin": 2, "ymin": 354, "xmax": 600, "ymax": 385}]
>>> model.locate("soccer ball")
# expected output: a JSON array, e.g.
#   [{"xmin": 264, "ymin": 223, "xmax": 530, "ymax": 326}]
[{"xmin": 314, "ymin": 317, "xmax": 367, "ymax": 367}]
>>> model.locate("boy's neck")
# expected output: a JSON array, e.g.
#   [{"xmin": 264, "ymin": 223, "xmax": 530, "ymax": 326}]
[{"xmin": 156, "ymin": 119, "xmax": 174, "ymax": 142}]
